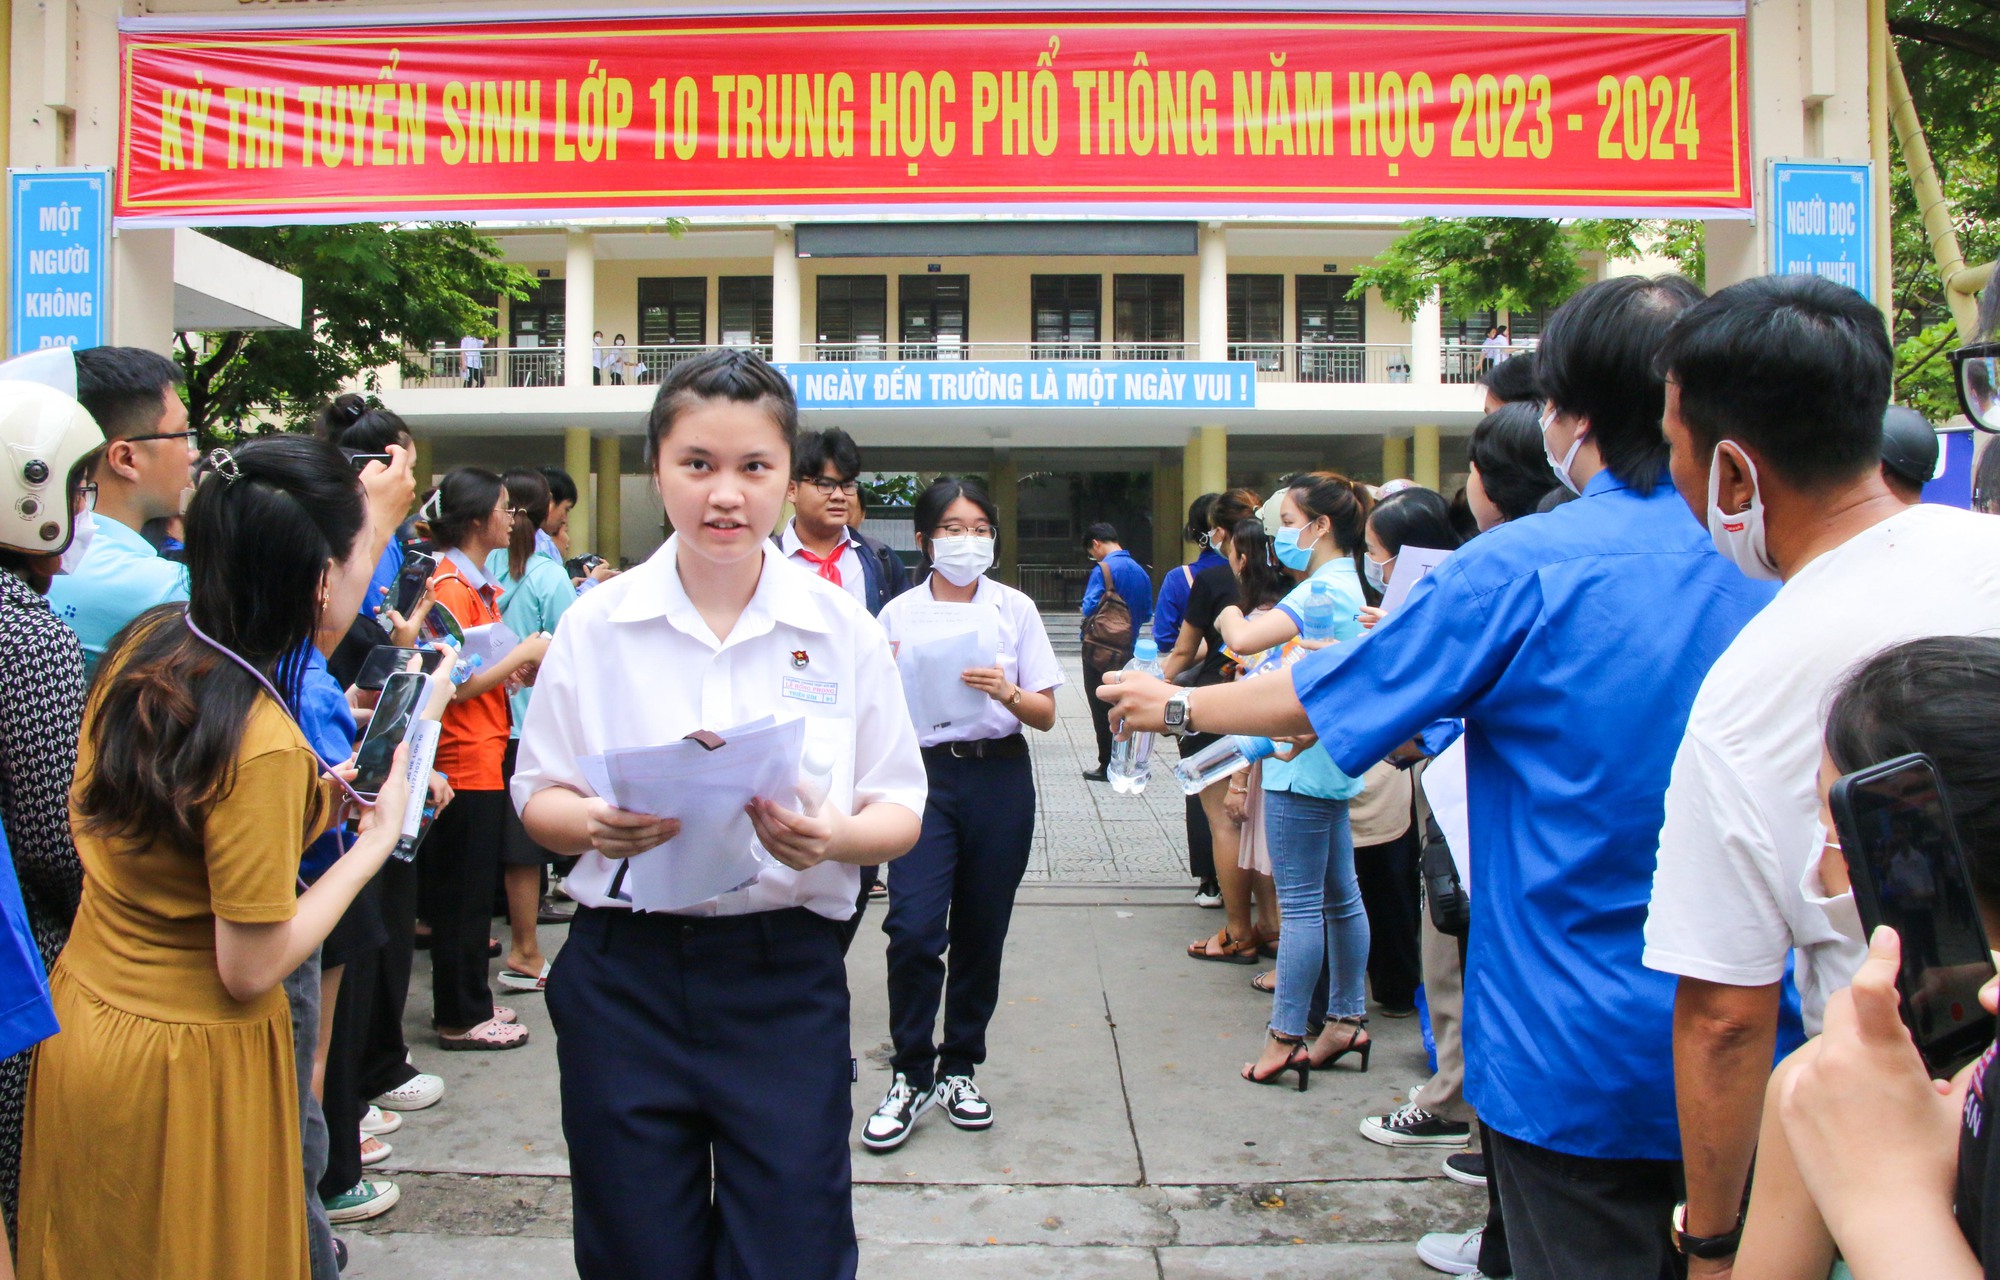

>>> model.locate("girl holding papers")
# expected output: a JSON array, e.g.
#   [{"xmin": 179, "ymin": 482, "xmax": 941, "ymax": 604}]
[
  {"xmin": 421, "ymin": 471, "xmax": 550, "ymax": 1052},
  {"xmin": 511, "ymin": 351, "xmax": 925, "ymax": 1280},
  {"xmin": 862, "ymin": 478, "xmax": 1063, "ymax": 1154}
]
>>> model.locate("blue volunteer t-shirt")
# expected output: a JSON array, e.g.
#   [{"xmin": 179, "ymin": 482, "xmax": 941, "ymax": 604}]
[
  {"xmin": 0, "ymin": 821, "xmax": 58, "ymax": 1062},
  {"xmin": 297, "ymin": 647, "xmax": 359, "ymax": 881}
]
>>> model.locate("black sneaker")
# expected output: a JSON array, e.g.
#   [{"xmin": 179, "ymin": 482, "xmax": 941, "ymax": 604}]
[
  {"xmin": 1359, "ymin": 1101, "xmax": 1472, "ymax": 1148},
  {"xmin": 934, "ymin": 1074, "xmax": 993, "ymax": 1130},
  {"xmin": 862, "ymin": 1072, "xmax": 933, "ymax": 1153},
  {"xmin": 1443, "ymin": 1151, "xmax": 1488, "ymax": 1187}
]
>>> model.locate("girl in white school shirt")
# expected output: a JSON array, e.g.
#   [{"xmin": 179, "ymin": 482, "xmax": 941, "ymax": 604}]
[
  {"xmin": 511, "ymin": 350, "xmax": 926, "ymax": 1280},
  {"xmin": 862, "ymin": 478, "xmax": 1063, "ymax": 1153}
]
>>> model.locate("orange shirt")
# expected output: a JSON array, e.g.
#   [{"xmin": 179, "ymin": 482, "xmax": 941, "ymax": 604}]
[{"xmin": 430, "ymin": 554, "xmax": 510, "ymax": 792}]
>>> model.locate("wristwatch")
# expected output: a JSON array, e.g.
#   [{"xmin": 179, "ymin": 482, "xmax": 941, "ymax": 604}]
[
  {"xmin": 1006, "ymin": 686, "xmax": 1023, "ymax": 708},
  {"xmin": 1672, "ymin": 1202, "xmax": 1743, "ymax": 1260},
  {"xmin": 1163, "ymin": 690, "xmax": 1193, "ymax": 737}
]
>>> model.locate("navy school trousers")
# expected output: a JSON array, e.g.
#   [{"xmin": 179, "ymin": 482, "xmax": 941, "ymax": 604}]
[{"xmin": 548, "ymin": 904, "xmax": 858, "ymax": 1280}]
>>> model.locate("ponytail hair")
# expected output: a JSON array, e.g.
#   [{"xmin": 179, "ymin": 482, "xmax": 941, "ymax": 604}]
[
  {"xmin": 426, "ymin": 467, "xmax": 504, "ymax": 551},
  {"xmin": 1287, "ymin": 470, "xmax": 1372, "ymax": 586},
  {"xmin": 501, "ymin": 468, "xmax": 552, "ymax": 581}
]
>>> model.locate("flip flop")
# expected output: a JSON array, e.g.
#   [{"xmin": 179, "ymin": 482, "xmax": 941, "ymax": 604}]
[{"xmin": 498, "ymin": 963, "xmax": 551, "ymax": 993}]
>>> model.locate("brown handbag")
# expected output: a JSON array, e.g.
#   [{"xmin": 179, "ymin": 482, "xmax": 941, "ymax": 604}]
[{"xmin": 1080, "ymin": 560, "xmax": 1136, "ymax": 670}]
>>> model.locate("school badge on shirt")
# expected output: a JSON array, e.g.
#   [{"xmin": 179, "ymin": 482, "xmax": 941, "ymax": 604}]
[{"xmin": 790, "ymin": 649, "xmax": 809, "ymax": 668}]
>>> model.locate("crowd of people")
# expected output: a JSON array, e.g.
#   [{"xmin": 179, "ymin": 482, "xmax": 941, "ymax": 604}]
[{"xmin": 0, "ymin": 266, "xmax": 1988, "ymax": 1280}]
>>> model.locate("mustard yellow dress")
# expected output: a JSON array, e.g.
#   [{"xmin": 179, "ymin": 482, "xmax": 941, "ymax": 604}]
[{"xmin": 16, "ymin": 697, "xmax": 332, "ymax": 1280}]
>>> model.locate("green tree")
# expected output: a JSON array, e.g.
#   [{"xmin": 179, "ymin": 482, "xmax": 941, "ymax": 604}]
[{"xmin": 175, "ymin": 222, "xmax": 539, "ymax": 441}]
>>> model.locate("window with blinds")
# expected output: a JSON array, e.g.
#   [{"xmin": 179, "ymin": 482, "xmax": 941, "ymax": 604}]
[
  {"xmin": 638, "ymin": 278, "xmax": 706, "ymax": 348},
  {"xmin": 1228, "ymin": 274, "xmax": 1284, "ymax": 371},
  {"xmin": 816, "ymin": 275, "xmax": 888, "ymax": 359},
  {"xmin": 898, "ymin": 275, "xmax": 969, "ymax": 359},
  {"xmin": 1295, "ymin": 276, "xmax": 1367, "ymax": 383},
  {"xmin": 1113, "ymin": 274, "xmax": 1185, "ymax": 359},
  {"xmin": 718, "ymin": 277, "xmax": 774, "ymax": 355},
  {"xmin": 1031, "ymin": 274, "xmax": 1101, "ymax": 359}
]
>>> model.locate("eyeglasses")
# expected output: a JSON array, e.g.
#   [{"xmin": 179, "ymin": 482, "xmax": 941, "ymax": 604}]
[
  {"xmin": 1950, "ymin": 342, "xmax": 2000, "ymax": 433},
  {"xmin": 807, "ymin": 477, "xmax": 861, "ymax": 496},
  {"xmin": 934, "ymin": 524, "xmax": 997, "ymax": 540},
  {"xmin": 75, "ymin": 480, "xmax": 97, "ymax": 508},
  {"xmin": 124, "ymin": 429, "xmax": 198, "ymax": 448}
]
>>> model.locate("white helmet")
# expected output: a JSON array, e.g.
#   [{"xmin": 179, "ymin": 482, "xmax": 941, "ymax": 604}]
[{"xmin": 0, "ymin": 380, "xmax": 104, "ymax": 556}]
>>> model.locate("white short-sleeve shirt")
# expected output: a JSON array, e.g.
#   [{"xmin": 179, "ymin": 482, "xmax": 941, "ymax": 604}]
[
  {"xmin": 459, "ymin": 335, "xmax": 484, "ymax": 368},
  {"xmin": 779, "ymin": 519, "xmax": 868, "ymax": 610},
  {"xmin": 511, "ymin": 537, "xmax": 927, "ymax": 921},
  {"xmin": 876, "ymin": 574, "xmax": 1066, "ymax": 748},
  {"xmin": 1645, "ymin": 504, "xmax": 2000, "ymax": 1031}
]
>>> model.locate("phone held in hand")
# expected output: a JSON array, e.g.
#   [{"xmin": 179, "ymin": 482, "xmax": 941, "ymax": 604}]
[
  {"xmin": 1831, "ymin": 751, "xmax": 1999, "ymax": 1078},
  {"xmin": 352, "ymin": 645, "xmax": 446, "ymax": 692},
  {"xmin": 347, "ymin": 453, "xmax": 393, "ymax": 472},
  {"xmin": 350, "ymin": 670, "xmax": 427, "ymax": 798},
  {"xmin": 393, "ymin": 549, "xmax": 436, "ymax": 618}
]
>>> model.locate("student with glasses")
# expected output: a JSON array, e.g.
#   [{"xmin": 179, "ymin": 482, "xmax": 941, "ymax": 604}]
[
  {"xmin": 778, "ymin": 428, "xmax": 910, "ymax": 618},
  {"xmin": 44, "ymin": 346, "xmax": 198, "ymax": 676},
  {"xmin": 863, "ymin": 478, "xmax": 1063, "ymax": 1153}
]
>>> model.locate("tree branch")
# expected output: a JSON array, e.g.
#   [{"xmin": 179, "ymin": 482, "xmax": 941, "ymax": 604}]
[{"xmin": 1890, "ymin": 18, "xmax": 2000, "ymax": 65}]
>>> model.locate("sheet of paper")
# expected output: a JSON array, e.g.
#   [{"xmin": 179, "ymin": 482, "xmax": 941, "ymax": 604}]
[
  {"xmin": 1422, "ymin": 737, "xmax": 1472, "ymax": 891},
  {"xmin": 1379, "ymin": 545, "xmax": 1455, "ymax": 614},
  {"xmin": 576, "ymin": 716, "xmax": 804, "ymax": 912},
  {"xmin": 458, "ymin": 620, "xmax": 523, "ymax": 672},
  {"xmin": 891, "ymin": 600, "xmax": 1000, "ymax": 736}
]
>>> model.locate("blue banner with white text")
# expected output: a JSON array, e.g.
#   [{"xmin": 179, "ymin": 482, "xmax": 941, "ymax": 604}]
[{"xmin": 773, "ymin": 361, "xmax": 1256, "ymax": 411}]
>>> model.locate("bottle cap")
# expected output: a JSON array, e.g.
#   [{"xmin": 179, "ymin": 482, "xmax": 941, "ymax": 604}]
[
  {"xmin": 802, "ymin": 743, "xmax": 837, "ymax": 777},
  {"xmin": 1134, "ymin": 636, "xmax": 1160, "ymax": 661}
]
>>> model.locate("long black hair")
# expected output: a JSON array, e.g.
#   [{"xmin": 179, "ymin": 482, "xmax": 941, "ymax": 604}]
[
  {"xmin": 1286, "ymin": 471, "xmax": 1372, "ymax": 588},
  {"xmin": 78, "ymin": 436, "xmax": 363, "ymax": 856},
  {"xmin": 911, "ymin": 476, "xmax": 999, "ymax": 572},
  {"xmin": 1825, "ymin": 636, "xmax": 2000, "ymax": 908},
  {"xmin": 1469, "ymin": 402, "xmax": 1559, "ymax": 522},
  {"xmin": 646, "ymin": 347, "xmax": 798, "ymax": 467},
  {"xmin": 501, "ymin": 468, "xmax": 552, "ymax": 581},
  {"xmin": 1369, "ymin": 487, "xmax": 1462, "ymax": 559},
  {"xmin": 316, "ymin": 393, "xmax": 413, "ymax": 456},
  {"xmin": 422, "ymin": 467, "xmax": 505, "ymax": 551},
  {"xmin": 1229, "ymin": 516, "xmax": 1287, "ymax": 612}
]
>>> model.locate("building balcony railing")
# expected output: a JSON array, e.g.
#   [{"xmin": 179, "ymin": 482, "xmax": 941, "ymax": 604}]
[
  {"xmin": 1441, "ymin": 342, "xmax": 1539, "ymax": 385},
  {"xmin": 1243, "ymin": 343, "xmax": 1415, "ymax": 385},
  {"xmin": 800, "ymin": 340, "xmax": 1203, "ymax": 363},
  {"xmin": 410, "ymin": 345, "xmax": 566, "ymax": 389}
]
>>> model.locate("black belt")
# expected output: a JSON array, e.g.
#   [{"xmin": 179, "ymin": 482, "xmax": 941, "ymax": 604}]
[{"xmin": 922, "ymin": 734, "xmax": 1029, "ymax": 761}]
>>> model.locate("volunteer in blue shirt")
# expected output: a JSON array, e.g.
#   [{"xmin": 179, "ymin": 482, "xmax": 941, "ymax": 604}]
[
  {"xmin": 1098, "ymin": 274, "xmax": 1776, "ymax": 1280},
  {"xmin": 1079, "ymin": 522, "xmax": 1153, "ymax": 781},
  {"xmin": 45, "ymin": 347, "xmax": 195, "ymax": 675},
  {"xmin": 1155, "ymin": 495, "xmax": 1226, "ymax": 903},
  {"xmin": 515, "ymin": 350, "xmax": 926, "ymax": 1280}
]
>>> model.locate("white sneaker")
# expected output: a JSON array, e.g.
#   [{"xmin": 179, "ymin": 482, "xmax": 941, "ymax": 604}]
[
  {"xmin": 1415, "ymin": 1227, "xmax": 1485, "ymax": 1276},
  {"xmin": 359, "ymin": 1104, "xmax": 402, "ymax": 1136},
  {"xmin": 1193, "ymin": 882, "xmax": 1223, "ymax": 909},
  {"xmin": 861, "ymin": 1072, "xmax": 935, "ymax": 1153},
  {"xmin": 371, "ymin": 1072, "xmax": 445, "ymax": 1112}
]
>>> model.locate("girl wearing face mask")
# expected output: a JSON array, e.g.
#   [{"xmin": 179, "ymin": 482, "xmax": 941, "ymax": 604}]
[
  {"xmin": 1209, "ymin": 473, "xmax": 1379, "ymax": 1089},
  {"xmin": 608, "ymin": 334, "xmax": 628, "ymax": 386},
  {"xmin": 864, "ymin": 477, "xmax": 1062, "ymax": 1155}
]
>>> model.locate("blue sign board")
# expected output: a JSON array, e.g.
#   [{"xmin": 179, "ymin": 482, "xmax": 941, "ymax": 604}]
[
  {"xmin": 773, "ymin": 361, "xmax": 1256, "ymax": 411},
  {"xmin": 1769, "ymin": 161, "xmax": 1874, "ymax": 300},
  {"xmin": 8, "ymin": 169, "xmax": 110, "ymax": 356}
]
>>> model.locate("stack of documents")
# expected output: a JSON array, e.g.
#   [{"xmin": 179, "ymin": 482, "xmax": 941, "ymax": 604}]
[
  {"xmin": 458, "ymin": 620, "xmax": 524, "ymax": 671},
  {"xmin": 577, "ymin": 716, "xmax": 806, "ymax": 911},
  {"xmin": 890, "ymin": 599, "xmax": 1001, "ymax": 734},
  {"xmin": 1379, "ymin": 545, "xmax": 1455, "ymax": 614}
]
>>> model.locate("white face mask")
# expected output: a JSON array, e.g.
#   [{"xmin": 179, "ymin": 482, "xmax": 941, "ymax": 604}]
[
  {"xmin": 1363, "ymin": 553, "xmax": 1393, "ymax": 593},
  {"xmin": 929, "ymin": 535, "xmax": 994, "ymax": 587},
  {"xmin": 58, "ymin": 507, "xmax": 95, "ymax": 575},
  {"xmin": 1705, "ymin": 442, "xmax": 1780, "ymax": 581},
  {"xmin": 1541, "ymin": 403, "xmax": 1585, "ymax": 496}
]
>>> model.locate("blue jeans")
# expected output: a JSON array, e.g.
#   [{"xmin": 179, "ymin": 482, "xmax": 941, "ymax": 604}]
[{"xmin": 1264, "ymin": 788, "xmax": 1369, "ymax": 1037}]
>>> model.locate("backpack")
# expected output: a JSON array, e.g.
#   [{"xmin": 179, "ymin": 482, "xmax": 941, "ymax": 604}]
[{"xmin": 1080, "ymin": 560, "xmax": 1136, "ymax": 670}]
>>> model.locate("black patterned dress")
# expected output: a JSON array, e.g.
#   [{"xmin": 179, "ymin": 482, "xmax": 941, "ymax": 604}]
[{"xmin": 0, "ymin": 569, "xmax": 85, "ymax": 1230}]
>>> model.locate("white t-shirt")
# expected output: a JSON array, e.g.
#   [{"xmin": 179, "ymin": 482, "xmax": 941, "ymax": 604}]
[
  {"xmin": 877, "ymin": 574, "xmax": 1065, "ymax": 748},
  {"xmin": 1645, "ymin": 504, "xmax": 2000, "ymax": 1031},
  {"xmin": 459, "ymin": 334, "xmax": 484, "ymax": 368}
]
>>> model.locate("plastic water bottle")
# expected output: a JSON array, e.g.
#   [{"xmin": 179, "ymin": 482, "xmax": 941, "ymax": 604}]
[
  {"xmin": 1108, "ymin": 638, "xmax": 1166, "ymax": 794},
  {"xmin": 1172, "ymin": 734, "xmax": 1279, "ymax": 795},
  {"xmin": 1300, "ymin": 580, "xmax": 1338, "ymax": 643}
]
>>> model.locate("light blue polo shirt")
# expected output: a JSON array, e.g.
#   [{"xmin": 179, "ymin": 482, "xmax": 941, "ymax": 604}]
[
  {"xmin": 1261, "ymin": 558, "xmax": 1366, "ymax": 802},
  {"xmin": 45, "ymin": 513, "xmax": 190, "ymax": 676}
]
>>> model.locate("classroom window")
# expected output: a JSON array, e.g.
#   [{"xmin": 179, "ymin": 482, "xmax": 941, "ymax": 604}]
[
  {"xmin": 898, "ymin": 275, "xmax": 969, "ymax": 359},
  {"xmin": 1031, "ymin": 274, "xmax": 1101, "ymax": 359},
  {"xmin": 816, "ymin": 275, "xmax": 888, "ymax": 359},
  {"xmin": 718, "ymin": 276, "xmax": 774, "ymax": 355},
  {"xmin": 637, "ymin": 278, "xmax": 707, "ymax": 348},
  {"xmin": 1228, "ymin": 274, "xmax": 1285, "ymax": 371},
  {"xmin": 1112, "ymin": 274, "xmax": 1185, "ymax": 359},
  {"xmin": 1295, "ymin": 275, "xmax": 1367, "ymax": 383}
]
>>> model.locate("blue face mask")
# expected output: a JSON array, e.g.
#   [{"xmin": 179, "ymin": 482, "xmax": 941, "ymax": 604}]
[{"xmin": 1272, "ymin": 523, "xmax": 1323, "ymax": 572}]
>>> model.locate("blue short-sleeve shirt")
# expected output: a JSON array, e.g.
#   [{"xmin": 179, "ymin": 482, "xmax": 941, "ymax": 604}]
[
  {"xmin": 1261, "ymin": 559, "xmax": 1366, "ymax": 802},
  {"xmin": 44, "ymin": 514, "xmax": 190, "ymax": 677},
  {"xmin": 1290, "ymin": 473, "xmax": 1774, "ymax": 1160}
]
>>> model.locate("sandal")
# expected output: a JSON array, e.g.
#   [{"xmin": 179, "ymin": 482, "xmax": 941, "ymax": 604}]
[
  {"xmin": 431, "ymin": 1005, "xmax": 516, "ymax": 1029},
  {"xmin": 1187, "ymin": 928, "xmax": 1262, "ymax": 965},
  {"xmin": 1252, "ymin": 970, "xmax": 1276, "ymax": 994},
  {"xmin": 498, "ymin": 963, "xmax": 551, "ymax": 993},
  {"xmin": 1241, "ymin": 1029, "xmax": 1311, "ymax": 1092},
  {"xmin": 438, "ymin": 1017, "xmax": 530, "ymax": 1051},
  {"xmin": 1258, "ymin": 933, "xmax": 1281, "ymax": 960}
]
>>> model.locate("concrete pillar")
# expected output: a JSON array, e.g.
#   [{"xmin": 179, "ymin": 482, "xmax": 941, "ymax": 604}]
[
  {"xmin": 1382, "ymin": 435, "xmax": 1409, "ymax": 484},
  {"xmin": 1153, "ymin": 449, "xmax": 1185, "ymax": 571},
  {"xmin": 1705, "ymin": 220, "xmax": 1761, "ymax": 291},
  {"xmin": 1413, "ymin": 425, "xmax": 1441, "ymax": 491},
  {"xmin": 564, "ymin": 230, "xmax": 596, "ymax": 390},
  {"xmin": 991, "ymin": 449, "xmax": 1019, "ymax": 587},
  {"xmin": 595, "ymin": 435, "xmax": 622, "ymax": 566},
  {"xmin": 1411, "ymin": 293, "xmax": 1443, "ymax": 386},
  {"xmin": 563, "ymin": 426, "xmax": 592, "ymax": 554},
  {"xmin": 110, "ymin": 228, "xmax": 175, "ymax": 353},
  {"xmin": 1198, "ymin": 221, "xmax": 1228, "ymax": 362},
  {"xmin": 412, "ymin": 437, "xmax": 435, "ymax": 492},
  {"xmin": 1196, "ymin": 424, "xmax": 1228, "ymax": 495},
  {"xmin": 772, "ymin": 225, "xmax": 802, "ymax": 361}
]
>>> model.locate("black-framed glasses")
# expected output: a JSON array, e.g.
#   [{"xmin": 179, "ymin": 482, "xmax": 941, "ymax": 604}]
[
  {"xmin": 934, "ymin": 523, "xmax": 997, "ymax": 540},
  {"xmin": 74, "ymin": 480, "xmax": 97, "ymax": 508},
  {"xmin": 1950, "ymin": 342, "xmax": 2000, "ymax": 433},
  {"xmin": 124, "ymin": 429, "xmax": 199, "ymax": 448},
  {"xmin": 807, "ymin": 477, "xmax": 861, "ymax": 496}
]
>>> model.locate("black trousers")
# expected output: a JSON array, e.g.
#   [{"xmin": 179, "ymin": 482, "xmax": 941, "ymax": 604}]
[
  {"xmin": 1081, "ymin": 654, "xmax": 1119, "ymax": 769},
  {"xmin": 1180, "ymin": 745, "xmax": 1216, "ymax": 883},
  {"xmin": 1356, "ymin": 828, "xmax": 1422, "ymax": 1011},
  {"xmin": 1486, "ymin": 1130, "xmax": 1685, "ymax": 1280},
  {"xmin": 420, "ymin": 789, "xmax": 504, "ymax": 1031},
  {"xmin": 884, "ymin": 751, "xmax": 1035, "ymax": 1090},
  {"xmin": 835, "ymin": 866, "xmax": 878, "ymax": 955},
  {"xmin": 550, "ymin": 906, "xmax": 857, "ymax": 1280},
  {"xmin": 355, "ymin": 857, "xmax": 420, "ymax": 1099}
]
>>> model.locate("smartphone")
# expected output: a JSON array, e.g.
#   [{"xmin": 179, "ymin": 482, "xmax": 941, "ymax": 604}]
[
  {"xmin": 352, "ymin": 645, "xmax": 446, "ymax": 692},
  {"xmin": 352, "ymin": 671, "xmax": 427, "ymax": 798},
  {"xmin": 1832, "ymin": 752, "xmax": 1999, "ymax": 1077},
  {"xmin": 348, "ymin": 453, "xmax": 393, "ymax": 472},
  {"xmin": 393, "ymin": 550, "xmax": 436, "ymax": 618}
]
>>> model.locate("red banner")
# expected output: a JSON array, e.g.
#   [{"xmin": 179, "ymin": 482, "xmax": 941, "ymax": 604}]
[{"xmin": 117, "ymin": 10, "xmax": 1749, "ymax": 225}]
